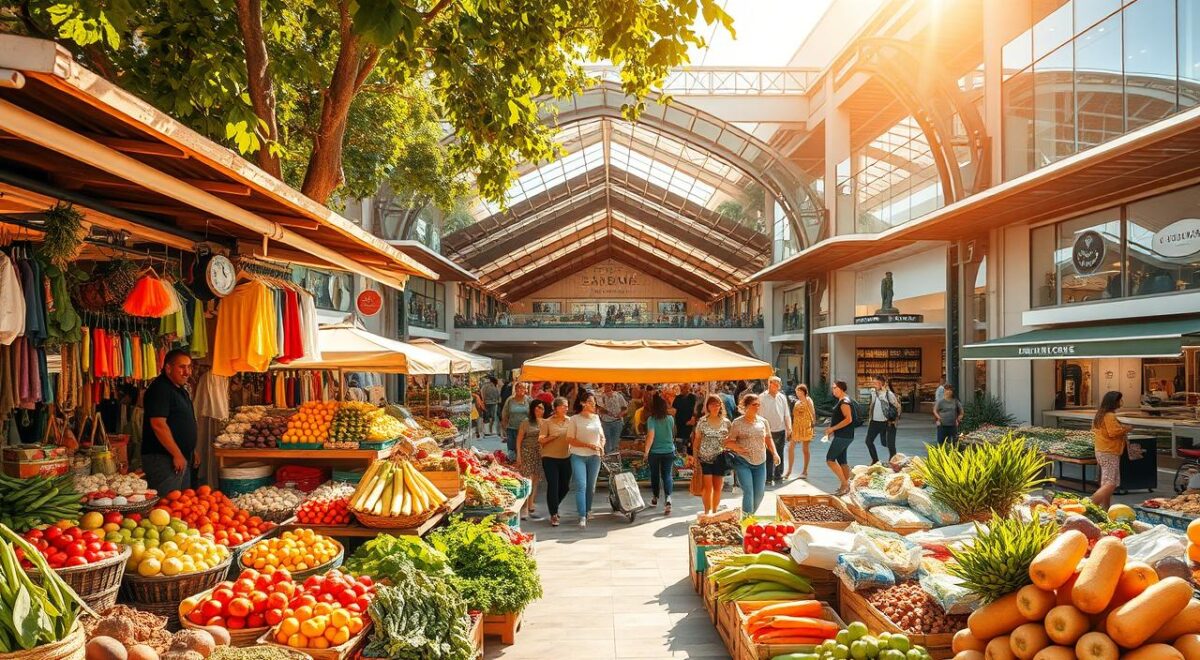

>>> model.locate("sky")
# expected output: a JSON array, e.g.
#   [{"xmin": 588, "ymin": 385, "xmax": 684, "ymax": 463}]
[{"xmin": 687, "ymin": 0, "xmax": 834, "ymax": 67}]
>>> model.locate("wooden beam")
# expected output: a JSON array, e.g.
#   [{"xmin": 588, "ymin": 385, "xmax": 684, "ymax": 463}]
[
  {"xmin": 207, "ymin": 214, "xmax": 319, "ymax": 230},
  {"xmin": 83, "ymin": 134, "xmax": 188, "ymax": 159},
  {"xmin": 53, "ymin": 171, "xmax": 253, "ymax": 197}
]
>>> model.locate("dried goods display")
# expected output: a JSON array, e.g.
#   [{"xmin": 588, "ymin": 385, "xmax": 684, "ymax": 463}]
[
  {"xmin": 865, "ymin": 581, "xmax": 968, "ymax": 634},
  {"xmin": 232, "ymin": 486, "xmax": 304, "ymax": 522},
  {"xmin": 75, "ymin": 473, "xmax": 155, "ymax": 506},
  {"xmin": 1146, "ymin": 492, "xmax": 1200, "ymax": 515},
  {"xmin": 690, "ymin": 520, "xmax": 741, "ymax": 546},
  {"xmin": 241, "ymin": 413, "xmax": 291, "ymax": 449},
  {"xmin": 217, "ymin": 406, "xmax": 272, "ymax": 448},
  {"xmin": 84, "ymin": 605, "xmax": 176, "ymax": 655},
  {"xmin": 787, "ymin": 502, "xmax": 855, "ymax": 523}
]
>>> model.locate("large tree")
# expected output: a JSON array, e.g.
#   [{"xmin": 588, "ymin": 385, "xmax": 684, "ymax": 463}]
[{"xmin": 3, "ymin": 0, "xmax": 732, "ymax": 207}]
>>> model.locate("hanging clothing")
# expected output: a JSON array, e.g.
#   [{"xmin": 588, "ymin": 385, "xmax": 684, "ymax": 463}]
[
  {"xmin": 18, "ymin": 257, "xmax": 47, "ymax": 343},
  {"xmin": 190, "ymin": 302, "xmax": 208, "ymax": 358},
  {"xmin": 193, "ymin": 370, "xmax": 230, "ymax": 421},
  {"xmin": 298, "ymin": 291, "xmax": 320, "ymax": 360},
  {"xmin": 211, "ymin": 280, "xmax": 279, "ymax": 377},
  {"xmin": 0, "ymin": 252, "xmax": 25, "ymax": 345}
]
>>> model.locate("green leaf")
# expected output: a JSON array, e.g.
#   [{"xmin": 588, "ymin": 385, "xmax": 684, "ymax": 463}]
[{"xmin": 12, "ymin": 587, "xmax": 37, "ymax": 650}]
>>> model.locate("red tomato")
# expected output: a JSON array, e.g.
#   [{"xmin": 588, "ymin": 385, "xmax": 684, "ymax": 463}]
[
  {"xmin": 250, "ymin": 592, "xmax": 269, "ymax": 613},
  {"xmin": 204, "ymin": 616, "xmax": 225, "ymax": 628},
  {"xmin": 347, "ymin": 603, "xmax": 362, "ymax": 614},
  {"xmin": 246, "ymin": 613, "xmax": 265, "ymax": 628},
  {"xmin": 273, "ymin": 569, "xmax": 292, "ymax": 584},
  {"xmin": 227, "ymin": 597, "xmax": 253, "ymax": 618},
  {"xmin": 225, "ymin": 616, "xmax": 246, "ymax": 630},
  {"xmin": 187, "ymin": 609, "xmax": 207, "ymax": 625},
  {"xmin": 44, "ymin": 527, "xmax": 62, "ymax": 541},
  {"xmin": 235, "ymin": 578, "xmax": 256, "ymax": 594},
  {"xmin": 26, "ymin": 529, "xmax": 43, "ymax": 540},
  {"xmin": 201, "ymin": 600, "xmax": 223, "ymax": 619},
  {"xmin": 265, "ymin": 609, "xmax": 284, "ymax": 626},
  {"xmin": 211, "ymin": 588, "xmax": 235, "ymax": 605},
  {"xmin": 355, "ymin": 597, "xmax": 371, "ymax": 611},
  {"xmin": 319, "ymin": 593, "xmax": 336, "ymax": 604},
  {"xmin": 357, "ymin": 576, "xmax": 373, "ymax": 587}
]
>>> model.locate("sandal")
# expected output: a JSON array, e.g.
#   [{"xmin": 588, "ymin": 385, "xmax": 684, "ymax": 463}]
[
  {"xmin": 664, "ymin": 503, "xmax": 672, "ymax": 515},
  {"xmin": 799, "ymin": 473, "xmax": 808, "ymax": 480},
  {"xmin": 550, "ymin": 515, "xmax": 560, "ymax": 527}
]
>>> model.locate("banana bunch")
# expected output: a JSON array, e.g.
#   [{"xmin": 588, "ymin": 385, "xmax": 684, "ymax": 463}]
[
  {"xmin": 349, "ymin": 459, "xmax": 448, "ymax": 518},
  {"xmin": 0, "ymin": 474, "xmax": 82, "ymax": 532}
]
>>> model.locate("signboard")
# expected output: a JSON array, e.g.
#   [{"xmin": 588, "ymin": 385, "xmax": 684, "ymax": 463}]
[
  {"xmin": 579, "ymin": 264, "xmax": 641, "ymax": 297},
  {"xmin": 356, "ymin": 289, "xmax": 383, "ymax": 317},
  {"xmin": 1152, "ymin": 218, "xmax": 1200, "ymax": 258},
  {"xmin": 853, "ymin": 313, "xmax": 925, "ymax": 325},
  {"xmin": 1072, "ymin": 230, "xmax": 1105, "ymax": 275}
]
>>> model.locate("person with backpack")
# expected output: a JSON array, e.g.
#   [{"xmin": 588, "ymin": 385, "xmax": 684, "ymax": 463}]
[
  {"xmin": 865, "ymin": 375, "xmax": 900, "ymax": 463},
  {"xmin": 823, "ymin": 380, "xmax": 858, "ymax": 495}
]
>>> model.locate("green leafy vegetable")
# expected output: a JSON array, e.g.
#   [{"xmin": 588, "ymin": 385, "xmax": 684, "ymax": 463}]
[
  {"xmin": 363, "ymin": 575, "xmax": 473, "ymax": 659},
  {"xmin": 343, "ymin": 532, "xmax": 451, "ymax": 581},
  {"xmin": 428, "ymin": 517, "xmax": 543, "ymax": 614}
]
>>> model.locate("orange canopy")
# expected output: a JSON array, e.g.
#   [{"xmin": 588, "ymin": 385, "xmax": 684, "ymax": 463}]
[{"xmin": 518, "ymin": 340, "xmax": 772, "ymax": 384}]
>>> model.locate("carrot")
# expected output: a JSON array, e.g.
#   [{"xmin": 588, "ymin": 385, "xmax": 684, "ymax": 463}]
[
  {"xmin": 752, "ymin": 629, "xmax": 829, "ymax": 643},
  {"xmin": 738, "ymin": 600, "xmax": 805, "ymax": 614},
  {"xmin": 766, "ymin": 617, "xmax": 839, "ymax": 634},
  {"xmin": 744, "ymin": 600, "xmax": 824, "ymax": 629}
]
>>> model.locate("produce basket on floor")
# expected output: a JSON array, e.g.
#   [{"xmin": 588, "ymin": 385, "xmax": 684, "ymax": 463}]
[
  {"xmin": 82, "ymin": 497, "xmax": 160, "ymax": 517},
  {"xmin": 179, "ymin": 585, "xmax": 269, "ymax": 646},
  {"xmin": 239, "ymin": 539, "xmax": 343, "ymax": 581},
  {"xmin": 0, "ymin": 621, "xmax": 86, "ymax": 660},
  {"xmin": 119, "ymin": 556, "xmax": 232, "ymax": 606},
  {"xmin": 25, "ymin": 545, "xmax": 131, "ymax": 612}
]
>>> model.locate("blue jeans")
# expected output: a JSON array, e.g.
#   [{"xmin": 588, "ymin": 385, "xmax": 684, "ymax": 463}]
[
  {"xmin": 729, "ymin": 454, "xmax": 767, "ymax": 514},
  {"xmin": 569, "ymin": 453, "xmax": 602, "ymax": 518},
  {"xmin": 142, "ymin": 452, "xmax": 190, "ymax": 494},
  {"xmin": 601, "ymin": 419, "xmax": 624, "ymax": 454},
  {"xmin": 648, "ymin": 452, "xmax": 675, "ymax": 501},
  {"xmin": 505, "ymin": 428, "xmax": 519, "ymax": 457}
]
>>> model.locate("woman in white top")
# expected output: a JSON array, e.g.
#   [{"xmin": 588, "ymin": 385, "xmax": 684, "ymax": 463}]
[{"xmin": 566, "ymin": 391, "xmax": 605, "ymax": 528}]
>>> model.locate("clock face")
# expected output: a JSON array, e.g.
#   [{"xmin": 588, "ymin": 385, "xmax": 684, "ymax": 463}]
[{"xmin": 206, "ymin": 255, "xmax": 236, "ymax": 297}]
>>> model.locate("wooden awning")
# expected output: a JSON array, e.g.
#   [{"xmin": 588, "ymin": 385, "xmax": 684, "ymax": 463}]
[{"xmin": 0, "ymin": 35, "xmax": 435, "ymax": 289}]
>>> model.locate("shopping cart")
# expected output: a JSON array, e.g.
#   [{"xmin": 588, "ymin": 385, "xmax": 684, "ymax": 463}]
[{"xmin": 601, "ymin": 452, "xmax": 645, "ymax": 523}]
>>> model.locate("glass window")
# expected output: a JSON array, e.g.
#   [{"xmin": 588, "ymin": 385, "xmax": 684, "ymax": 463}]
[
  {"xmin": 1181, "ymin": 0, "xmax": 1200, "ymax": 109},
  {"xmin": 1075, "ymin": 0, "xmax": 1121, "ymax": 32},
  {"xmin": 1075, "ymin": 16, "xmax": 1124, "ymax": 150},
  {"xmin": 1126, "ymin": 183, "xmax": 1200, "ymax": 295},
  {"xmin": 780, "ymin": 286, "xmax": 805, "ymax": 334},
  {"xmin": 1058, "ymin": 209, "xmax": 1123, "ymax": 304},
  {"xmin": 1034, "ymin": 43, "xmax": 1076, "ymax": 166},
  {"xmin": 1003, "ymin": 68, "xmax": 1037, "ymax": 180},
  {"xmin": 1031, "ymin": 224, "xmax": 1058, "ymax": 307},
  {"xmin": 1004, "ymin": 30, "xmax": 1034, "ymax": 76},
  {"xmin": 1123, "ymin": 0, "xmax": 1178, "ymax": 131},
  {"xmin": 1033, "ymin": 0, "xmax": 1073, "ymax": 60}
]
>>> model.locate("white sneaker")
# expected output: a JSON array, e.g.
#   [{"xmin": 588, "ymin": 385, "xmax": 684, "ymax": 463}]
[{"xmin": 578, "ymin": 517, "xmax": 587, "ymax": 528}]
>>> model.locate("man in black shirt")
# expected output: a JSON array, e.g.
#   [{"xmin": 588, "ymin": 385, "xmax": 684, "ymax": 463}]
[
  {"xmin": 673, "ymin": 384, "xmax": 697, "ymax": 453},
  {"xmin": 141, "ymin": 349, "xmax": 197, "ymax": 493}
]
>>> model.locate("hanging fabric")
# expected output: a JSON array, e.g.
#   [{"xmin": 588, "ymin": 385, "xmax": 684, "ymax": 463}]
[
  {"xmin": 190, "ymin": 302, "xmax": 208, "ymax": 358},
  {"xmin": 211, "ymin": 279, "xmax": 279, "ymax": 377},
  {"xmin": 0, "ymin": 251, "xmax": 25, "ymax": 345}
]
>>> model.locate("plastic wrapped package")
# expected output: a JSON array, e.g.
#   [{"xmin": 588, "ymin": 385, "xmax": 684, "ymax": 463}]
[
  {"xmin": 852, "ymin": 524, "xmax": 924, "ymax": 578},
  {"xmin": 871, "ymin": 505, "xmax": 932, "ymax": 529},
  {"xmin": 1123, "ymin": 525, "xmax": 1188, "ymax": 565},
  {"xmin": 789, "ymin": 526, "xmax": 876, "ymax": 570},
  {"xmin": 920, "ymin": 572, "xmax": 984, "ymax": 615},
  {"xmin": 835, "ymin": 553, "xmax": 895, "ymax": 591},
  {"xmin": 907, "ymin": 521, "xmax": 988, "ymax": 545},
  {"xmin": 854, "ymin": 473, "xmax": 915, "ymax": 509},
  {"xmin": 908, "ymin": 488, "xmax": 960, "ymax": 527}
]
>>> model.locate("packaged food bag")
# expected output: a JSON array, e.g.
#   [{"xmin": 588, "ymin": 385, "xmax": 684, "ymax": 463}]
[
  {"xmin": 789, "ymin": 526, "xmax": 874, "ymax": 570},
  {"xmin": 908, "ymin": 487, "xmax": 960, "ymax": 527},
  {"xmin": 870, "ymin": 505, "xmax": 933, "ymax": 531},
  {"xmin": 835, "ymin": 553, "xmax": 895, "ymax": 591},
  {"xmin": 852, "ymin": 524, "xmax": 924, "ymax": 578},
  {"xmin": 1122, "ymin": 524, "xmax": 1187, "ymax": 565},
  {"xmin": 920, "ymin": 572, "xmax": 984, "ymax": 615},
  {"xmin": 853, "ymin": 472, "xmax": 914, "ymax": 508}
]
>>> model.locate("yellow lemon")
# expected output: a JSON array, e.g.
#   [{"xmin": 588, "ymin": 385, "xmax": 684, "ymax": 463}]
[
  {"xmin": 137, "ymin": 557, "xmax": 161, "ymax": 577},
  {"xmin": 160, "ymin": 557, "xmax": 183, "ymax": 576}
]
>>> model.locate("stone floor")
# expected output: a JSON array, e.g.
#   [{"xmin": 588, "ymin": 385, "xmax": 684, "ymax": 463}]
[{"xmin": 472, "ymin": 419, "xmax": 1177, "ymax": 659}]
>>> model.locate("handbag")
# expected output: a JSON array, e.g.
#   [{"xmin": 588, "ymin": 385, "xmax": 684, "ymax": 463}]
[{"xmin": 689, "ymin": 464, "xmax": 705, "ymax": 496}]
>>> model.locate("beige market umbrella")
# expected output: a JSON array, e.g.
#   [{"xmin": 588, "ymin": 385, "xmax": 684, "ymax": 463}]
[
  {"xmin": 283, "ymin": 322, "xmax": 453, "ymax": 374},
  {"xmin": 408, "ymin": 338, "xmax": 495, "ymax": 373},
  {"xmin": 518, "ymin": 339, "xmax": 772, "ymax": 384}
]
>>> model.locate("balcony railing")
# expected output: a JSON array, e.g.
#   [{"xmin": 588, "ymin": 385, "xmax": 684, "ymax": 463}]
[
  {"xmin": 582, "ymin": 66, "xmax": 820, "ymax": 95},
  {"xmin": 408, "ymin": 297, "xmax": 444, "ymax": 331},
  {"xmin": 456, "ymin": 313, "xmax": 764, "ymax": 329}
]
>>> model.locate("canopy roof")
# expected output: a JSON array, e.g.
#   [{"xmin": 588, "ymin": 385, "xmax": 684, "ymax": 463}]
[
  {"xmin": 962, "ymin": 317, "xmax": 1200, "ymax": 361},
  {"xmin": 519, "ymin": 339, "xmax": 771, "ymax": 383},
  {"xmin": 442, "ymin": 84, "xmax": 823, "ymax": 302},
  {"xmin": 284, "ymin": 323, "xmax": 454, "ymax": 374},
  {"xmin": 407, "ymin": 338, "xmax": 495, "ymax": 373}
]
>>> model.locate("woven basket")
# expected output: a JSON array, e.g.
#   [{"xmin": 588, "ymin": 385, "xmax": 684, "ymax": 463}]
[
  {"xmin": 120, "ymin": 555, "xmax": 232, "ymax": 605},
  {"xmin": 179, "ymin": 585, "xmax": 268, "ymax": 646},
  {"xmin": 83, "ymin": 497, "xmax": 160, "ymax": 516},
  {"xmin": 352, "ymin": 504, "xmax": 441, "ymax": 530},
  {"xmin": 0, "ymin": 622, "xmax": 85, "ymax": 660},
  {"xmin": 25, "ymin": 546, "xmax": 130, "ymax": 612},
  {"xmin": 239, "ymin": 540, "xmax": 344, "ymax": 581},
  {"xmin": 258, "ymin": 622, "xmax": 371, "ymax": 660}
]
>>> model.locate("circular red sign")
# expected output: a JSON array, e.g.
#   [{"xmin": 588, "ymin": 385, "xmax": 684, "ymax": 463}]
[{"xmin": 356, "ymin": 289, "xmax": 383, "ymax": 316}]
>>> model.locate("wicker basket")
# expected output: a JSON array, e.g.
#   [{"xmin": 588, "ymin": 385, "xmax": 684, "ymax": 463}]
[
  {"xmin": 25, "ymin": 546, "xmax": 131, "ymax": 612},
  {"xmin": 179, "ymin": 585, "xmax": 268, "ymax": 646},
  {"xmin": 82, "ymin": 497, "xmax": 160, "ymax": 516},
  {"xmin": 352, "ymin": 504, "xmax": 441, "ymax": 530},
  {"xmin": 258, "ymin": 622, "xmax": 371, "ymax": 660},
  {"xmin": 0, "ymin": 621, "xmax": 86, "ymax": 660},
  {"xmin": 239, "ymin": 540, "xmax": 344, "ymax": 581},
  {"xmin": 120, "ymin": 556, "xmax": 232, "ymax": 605}
]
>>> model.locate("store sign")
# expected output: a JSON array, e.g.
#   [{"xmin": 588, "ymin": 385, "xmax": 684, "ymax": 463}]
[
  {"xmin": 1015, "ymin": 344, "xmax": 1077, "ymax": 357},
  {"xmin": 853, "ymin": 313, "xmax": 925, "ymax": 325},
  {"xmin": 1152, "ymin": 218, "xmax": 1200, "ymax": 258},
  {"xmin": 579, "ymin": 264, "xmax": 641, "ymax": 297},
  {"xmin": 1072, "ymin": 230, "xmax": 1105, "ymax": 275},
  {"xmin": 356, "ymin": 289, "xmax": 383, "ymax": 317}
]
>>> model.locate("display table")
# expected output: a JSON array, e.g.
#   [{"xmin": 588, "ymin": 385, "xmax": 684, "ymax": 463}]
[
  {"xmin": 214, "ymin": 446, "xmax": 397, "ymax": 470},
  {"xmin": 280, "ymin": 491, "xmax": 466, "ymax": 537},
  {"xmin": 1043, "ymin": 409, "xmax": 1200, "ymax": 458},
  {"xmin": 1046, "ymin": 435, "xmax": 1157, "ymax": 494}
]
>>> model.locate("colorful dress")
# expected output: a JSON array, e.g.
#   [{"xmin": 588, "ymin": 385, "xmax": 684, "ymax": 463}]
[{"xmin": 517, "ymin": 419, "xmax": 543, "ymax": 478}]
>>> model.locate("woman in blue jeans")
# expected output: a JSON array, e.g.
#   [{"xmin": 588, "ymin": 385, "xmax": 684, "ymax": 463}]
[
  {"xmin": 566, "ymin": 392, "xmax": 605, "ymax": 528},
  {"xmin": 725, "ymin": 393, "xmax": 780, "ymax": 514},
  {"xmin": 642, "ymin": 391, "xmax": 677, "ymax": 515}
]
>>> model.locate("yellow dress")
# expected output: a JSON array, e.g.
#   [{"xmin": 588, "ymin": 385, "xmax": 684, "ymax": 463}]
[{"xmin": 791, "ymin": 398, "xmax": 815, "ymax": 442}]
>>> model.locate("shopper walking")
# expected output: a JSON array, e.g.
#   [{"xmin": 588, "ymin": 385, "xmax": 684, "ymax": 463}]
[
  {"xmin": 725, "ymin": 393, "xmax": 780, "ymax": 514},
  {"xmin": 759, "ymin": 376, "xmax": 791, "ymax": 485},
  {"xmin": 538, "ymin": 397, "xmax": 573, "ymax": 526},
  {"xmin": 566, "ymin": 392, "xmax": 605, "ymax": 527},
  {"xmin": 141, "ymin": 349, "xmax": 197, "ymax": 494},
  {"xmin": 932, "ymin": 384, "xmax": 964, "ymax": 445},
  {"xmin": 864, "ymin": 376, "xmax": 900, "ymax": 463},
  {"xmin": 596, "ymin": 382, "xmax": 628, "ymax": 454},
  {"xmin": 1091, "ymin": 391, "xmax": 1129, "ymax": 509},
  {"xmin": 515, "ymin": 398, "xmax": 548, "ymax": 520},
  {"xmin": 824, "ymin": 381, "xmax": 857, "ymax": 495},
  {"xmin": 500, "ymin": 382, "xmax": 531, "ymax": 460},
  {"xmin": 788, "ymin": 384, "xmax": 816, "ymax": 480},
  {"xmin": 692, "ymin": 394, "xmax": 731, "ymax": 514},
  {"xmin": 673, "ymin": 383, "xmax": 698, "ymax": 455},
  {"xmin": 642, "ymin": 392, "xmax": 677, "ymax": 515},
  {"xmin": 480, "ymin": 376, "xmax": 500, "ymax": 435}
]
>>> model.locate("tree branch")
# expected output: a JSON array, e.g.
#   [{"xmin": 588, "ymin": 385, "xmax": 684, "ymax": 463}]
[
  {"xmin": 353, "ymin": 46, "xmax": 380, "ymax": 93},
  {"xmin": 234, "ymin": 0, "xmax": 282, "ymax": 178},
  {"xmin": 300, "ymin": 0, "xmax": 361, "ymax": 202},
  {"xmin": 422, "ymin": 0, "xmax": 455, "ymax": 24}
]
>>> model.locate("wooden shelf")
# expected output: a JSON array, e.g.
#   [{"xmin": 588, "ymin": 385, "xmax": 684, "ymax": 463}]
[
  {"xmin": 215, "ymin": 447, "xmax": 396, "ymax": 461},
  {"xmin": 281, "ymin": 492, "xmax": 465, "ymax": 538}
]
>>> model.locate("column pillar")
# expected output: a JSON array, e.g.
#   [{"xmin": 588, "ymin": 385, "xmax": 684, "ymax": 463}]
[{"xmin": 823, "ymin": 76, "xmax": 852, "ymax": 237}]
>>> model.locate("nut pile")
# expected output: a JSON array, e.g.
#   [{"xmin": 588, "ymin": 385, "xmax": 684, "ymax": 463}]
[
  {"xmin": 864, "ymin": 581, "xmax": 967, "ymax": 635},
  {"xmin": 786, "ymin": 503, "xmax": 854, "ymax": 522},
  {"xmin": 691, "ymin": 520, "xmax": 742, "ymax": 546}
]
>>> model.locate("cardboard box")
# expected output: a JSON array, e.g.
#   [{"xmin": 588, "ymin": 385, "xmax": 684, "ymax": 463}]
[{"xmin": 3, "ymin": 456, "xmax": 70, "ymax": 479}]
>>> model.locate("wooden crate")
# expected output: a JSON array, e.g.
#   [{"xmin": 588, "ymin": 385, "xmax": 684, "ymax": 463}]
[
  {"xmin": 716, "ymin": 600, "xmax": 743, "ymax": 658},
  {"xmin": 703, "ymin": 566, "xmax": 718, "ymax": 623},
  {"xmin": 688, "ymin": 527, "xmax": 737, "ymax": 576},
  {"xmin": 844, "ymin": 497, "xmax": 931, "ymax": 535},
  {"xmin": 795, "ymin": 564, "xmax": 839, "ymax": 609},
  {"xmin": 482, "ymin": 609, "xmax": 523, "ymax": 645},
  {"xmin": 421, "ymin": 468, "xmax": 461, "ymax": 497},
  {"xmin": 735, "ymin": 602, "xmax": 844, "ymax": 660},
  {"xmin": 837, "ymin": 579, "xmax": 954, "ymax": 659},
  {"xmin": 776, "ymin": 494, "xmax": 855, "ymax": 530},
  {"xmin": 469, "ymin": 614, "xmax": 484, "ymax": 660}
]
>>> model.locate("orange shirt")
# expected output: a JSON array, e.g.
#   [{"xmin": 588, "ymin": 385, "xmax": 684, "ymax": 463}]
[
  {"xmin": 1093, "ymin": 412, "xmax": 1128, "ymax": 454},
  {"xmin": 212, "ymin": 281, "xmax": 278, "ymax": 377}
]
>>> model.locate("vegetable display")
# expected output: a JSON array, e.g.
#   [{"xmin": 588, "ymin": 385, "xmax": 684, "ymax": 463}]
[
  {"xmin": 948, "ymin": 516, "xmax": 1058, "ymax": 602},
  {"xmin": 811, "ymin": 621, "xmax": 934, "ymax": 660},
  {"xmin": 0, "ymin": 473, "xmax": 83, "ymax": 532},
  {"xmin": 350, "ymin": 459, "xmax": 448, "ymax": 518},
  {"xmin": 157, "ymin": 486, "xmax": 276, "ymax": 547},
  {"xmin": 180, "ymin": 568, "xmax": 299, "ymax": 630},
  {"xmin": 741, "ymin": 600, "xmax": 840, "ymax": 646},
  {"xmin": 266, "ymin": 570, "xmax": 372, "ymax": 651},
  {"xmin": 427, "ymin": 518, "xmax": 543, "ymax": 615},
  {"xmin": 240, "ymin": 529, "xmax": 339, "ymax": 573},
  {"xmin": 18, "ymin": 523, "xmax": 122, "ymax": 569},
  {"xmin": 864, "ymin": 581, "xmax": 967, "ymax": 635},
  {"xmin": 743, "ymin": 522, "xmax": 794, "ymax": 554},
  {"xmin": 912, "ymin": 434, "xmax": 1051, "ymax": 519},
  {"xmin": 707, "ymin": 550, "xmax": 814, "ymax": 603},
  {"xmin": 0, "ymin": 523, "xmax": 93, "ymax": 652}
]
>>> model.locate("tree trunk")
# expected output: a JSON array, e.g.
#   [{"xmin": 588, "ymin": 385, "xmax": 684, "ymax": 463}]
[{"xmin": 234, "ymin": 0, "xmax": 282, "ymax": 179}]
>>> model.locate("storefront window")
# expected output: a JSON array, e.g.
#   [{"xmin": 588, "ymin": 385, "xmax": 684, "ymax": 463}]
[
  {"xmin": 1034, "ymin": 43, "xmax": 1076, "ymax": 166},
  {"xmin": 811, "ymin": 277, "xmax": 831, "ymax": 329},
  {"xmin": 780, "ymin": 286, "xmax": 805, "ymax": 334},
  {"xmin": 1180, "ymin": 0, "xmax": 1200, "ymax": 109},
  {"xmin": 1126, "ymin": 183, "xmax": 1200, "ymax": 295},
  {"xmin": 1124, "ymin": 0, "xmax": 1178, "ymax": 131},
  {"xmin": 291, "ymin": 266, "xmax": 353, "ymax": 312},
  {"xmin": 1074, "ymin": 16, "xmax": 1124, "ymax": 150},
  {"xmin": 1031, "ymin": 208, "xmax": 1123, "ymax": 306},
  {"xmin": 406, "ymin": 277, "xmax": 444, "ymax": 331}
]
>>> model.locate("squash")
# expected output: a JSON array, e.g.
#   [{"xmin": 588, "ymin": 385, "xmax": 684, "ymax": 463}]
[
  {"xmin": 1031, "ymin": 647, "xmax": 1075, "ymax": 660},
  {"xmin": 1175, "ymin": 633, "xmax": 1200, "ymax": 660},
  {"xmin": 1120, "ymin": 644, "xmax": 1184, "ymax": 660},
  {"xmin": 1072, "ymin": 537, "xmax": 1128, "ymax": 614},
  {"xmin": 1055, "ymin": 572, "xmax": 1080, "ymax": 607},
  {"xmin": 1010, "ymin": 622, "xmax": 1051, "ymax": 660},
  {"xmin": 1106, "ymin": 577, "xmax": 1193, "ymax": 649},
  {"xmin": 971, "ymin": 592, "xmax": 1027, "ymax": 640},
  {"xmin": 1112, "ymin": 562, "xmax": 1159, "ymax": 604},
  {"xmin": 1189, "ymin": 518, "xmax": 1200, "ymax": 545},
  {"xmin": 1075, "ymin": 632, "xmax": 1119, "ymax": 660},
  {"xmin": 1151, "ymin": 602, "xmax": 1200, "ymax": 644},
  {"xmin": 1045, "ymin": 605, "xmax": 1090, "ymax": 645},
  {"xmin": 955, "ymin": 653, "xmax": 985, "ymax": 660},
  {"xmin": 954, "ymin": 629, "xmax": 987, "ymax": 653},
  {"xmin": 1016, "ymin": 585, "xmax": 1056, "ymax": 621},
  {"xmin": 1030, "ymin": 530, "xmax": 1088, "ymax": 590},
  {"xmin": 986, "ymin": 636, "xmax": 1016, "ymax": 660}
]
